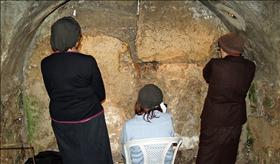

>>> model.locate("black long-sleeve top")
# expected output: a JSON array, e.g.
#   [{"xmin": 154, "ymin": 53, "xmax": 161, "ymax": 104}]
[
  {"xmin": 41, "ymin": 52, "xmax": 105, "ymax": 121},
  {"xmin": 201, "ymin": 55, "xmax": 255, "ymax": 128}
]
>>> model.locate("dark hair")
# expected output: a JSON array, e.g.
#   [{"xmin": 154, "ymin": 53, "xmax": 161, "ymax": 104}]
[
  {"xmin": 50, "ymin": 16, "xmax": 82, "ymax": 52},
  {"xmin": 135, "ymin": 101, "xmax": 163, "ymax": 122}
]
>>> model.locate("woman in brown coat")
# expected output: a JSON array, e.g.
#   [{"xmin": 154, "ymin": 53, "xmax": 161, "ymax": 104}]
[{"xmin": 196, "ymin": 32, "xmax": 255, "ymax": 164}]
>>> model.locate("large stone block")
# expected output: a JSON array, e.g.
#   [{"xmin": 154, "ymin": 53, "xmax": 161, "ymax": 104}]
[
  {"xmin": 136, "ymin": 1, "xmax": 225, "ymax": 63},
  {"xmin": 80, "ymin": 35, "xmax": 137, "ymax": 159}
]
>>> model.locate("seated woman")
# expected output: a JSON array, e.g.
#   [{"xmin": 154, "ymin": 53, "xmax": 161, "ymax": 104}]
[{"xmin": 120, "ymin": 84, "xmax": 174, "ymax": 164}]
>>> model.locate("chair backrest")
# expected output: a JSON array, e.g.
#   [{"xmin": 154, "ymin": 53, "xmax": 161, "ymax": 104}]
[{"xmin": 124, "ymin": 137, "xmax": 183, "ymax": 164}]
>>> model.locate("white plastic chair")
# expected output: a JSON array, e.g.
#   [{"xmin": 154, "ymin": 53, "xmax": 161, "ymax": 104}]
[{"xmin": 123, "ymin": 137, "xmax": 183, "ymax": 164}]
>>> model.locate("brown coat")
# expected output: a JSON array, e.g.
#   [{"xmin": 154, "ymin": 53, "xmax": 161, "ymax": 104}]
[{"xmin": 201, "ymin": 55, "xmax": 255, "ymax": 128}]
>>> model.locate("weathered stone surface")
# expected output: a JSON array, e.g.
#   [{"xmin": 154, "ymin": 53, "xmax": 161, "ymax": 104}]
[
  {"xmin": 23, "ymin": 37, "xmax": 56, "ymax": 153},
  {"xmin": 80, "ymin": 35, "xmax": 137, "ymax": 160},
  {"xmin": 1, "ymin": 1, "xmax": 280, "ymax": 164},
  {"xmin": 156, "ymin": 64, "xmax": 206, "ymax": 139},
  {"xmin": 163, "ymin": 65, "xmax": 202, "ymax": 152},
  {"xmin": 1, "ymin": 1, "xmax": 32, "ymax": 64},
  {"xmin": 248, "ymin": 118, "xmax": 280, "ymax": 163},
  {"xmin": 1, "ymin": 1, "xmax": 65, "ymax": 95},
  {"xmin": 0, "ymin": 91, "xmax": 27, "ymax": 163},
  {"xmin": 245, "ymin": 80, "xmax": 280, "ymax": 163},
  {"xmin": 136, "ymin": 1, "xmax": 226, "ymax": 63},
  {"xmin": 1, "ymin": 2, "xmax": 66, "ymax": 163}
]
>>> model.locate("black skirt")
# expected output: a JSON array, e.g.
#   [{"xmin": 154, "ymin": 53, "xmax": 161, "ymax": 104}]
[{"xmin": 52, "ymin": 113, "xmax": 113, "ymax": 164}]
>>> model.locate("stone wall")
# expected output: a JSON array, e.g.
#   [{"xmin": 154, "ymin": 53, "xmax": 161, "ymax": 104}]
[
  {"xmin": 1, "ymin": 1, "xmax": 280, "ymax": 164},
  {"xmin": 21, "ymin": 1, "xmax": 225, "ymax": 163}
]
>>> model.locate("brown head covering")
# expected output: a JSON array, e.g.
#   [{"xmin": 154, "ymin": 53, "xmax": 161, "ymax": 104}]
[
  {"xmin": 218, "ymin": 32, "xmax": 244, "ymax": 56},
  {"xmin": 50, "ymin": 16, "xmax": 81, "ymax": 52}
]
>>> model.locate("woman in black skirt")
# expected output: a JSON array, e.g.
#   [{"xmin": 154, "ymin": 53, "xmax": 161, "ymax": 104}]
[{"xmin": 41, "ymin": 16, "xmax": 113, "ymax": 164}]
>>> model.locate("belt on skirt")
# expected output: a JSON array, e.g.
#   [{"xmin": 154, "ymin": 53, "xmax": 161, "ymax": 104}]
[{"xmin": 51, "ymin": 110, "xmax": 104, "ymax": 124}]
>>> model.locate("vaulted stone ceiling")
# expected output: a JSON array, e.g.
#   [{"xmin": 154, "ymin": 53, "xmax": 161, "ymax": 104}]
[{"xmin": 1, "ymin": 1, "xmax": 279, "ymax": 163}]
